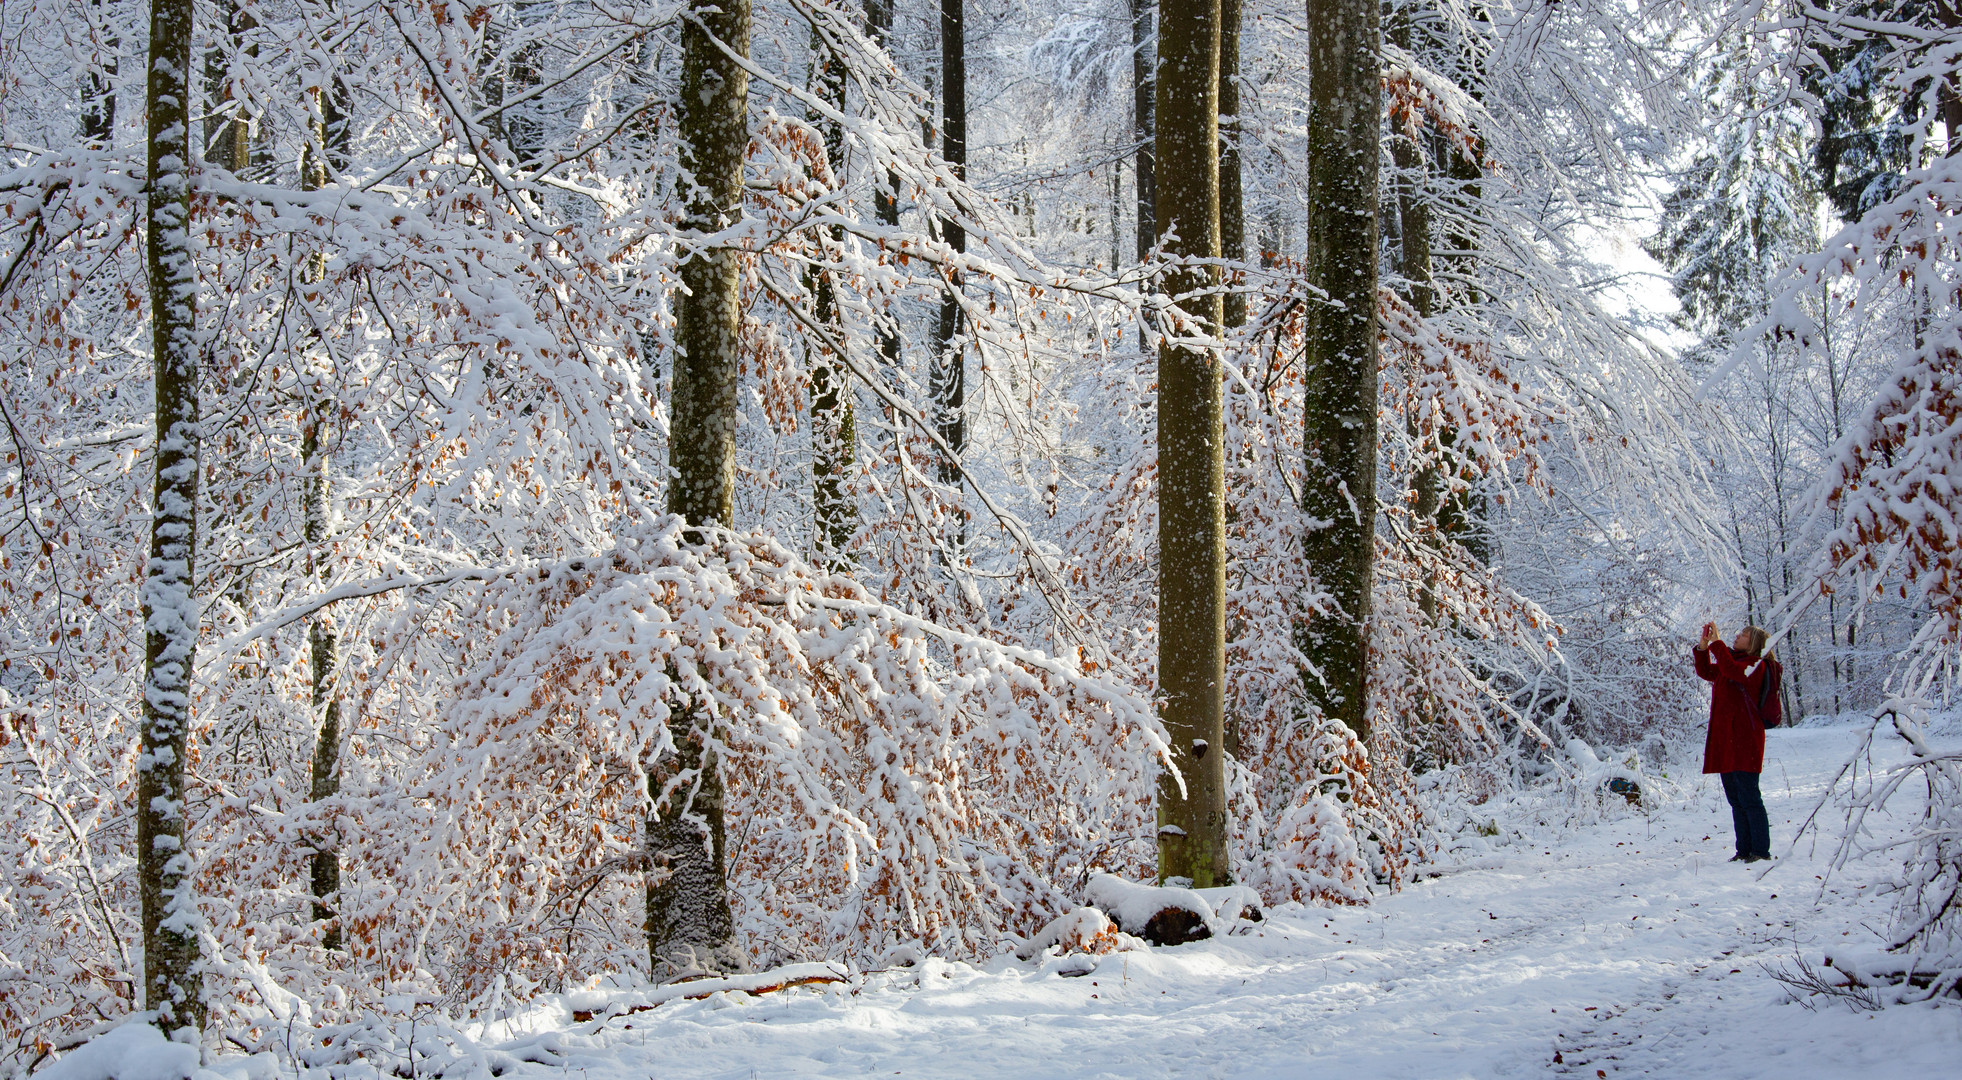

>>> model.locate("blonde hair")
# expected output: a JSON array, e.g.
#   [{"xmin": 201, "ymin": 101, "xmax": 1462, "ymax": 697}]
[{"xmin": 1737, "ymin": 625, "xmax": 1769, "ymax": 658}]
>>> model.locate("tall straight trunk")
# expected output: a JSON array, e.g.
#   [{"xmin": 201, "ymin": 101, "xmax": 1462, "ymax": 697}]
[
  {"xmin": 649, "ymin": 0, "xmax": 750, "ymax": 981},
  {"xmin": 302, "ymin": 52, "xmax": 349, "ymax": 952},
  {"xmin": 1129, "ymin": 0, "xmax": 1156, "ymax": 266},
  {"xmin": 1300, "ymin": 0, "xmax": 1380, "ymax": 741},
  {"xmin": 931, "ymin": 0, "xmax": 967, "ymax": 488},
  {"xmin": 1219, "ymin": 0, "xmax": 1246, "ymax": 331},
  {"xmin": 809, "ymin": 30, "xmax": 856, "ymax": 569},
  {"xmin": 1389, "ymin": 16, "xmax": 1438, "ymax": 621},
  {"xmin": 1155, "ymin": 0, "xmax": 1227, "ymax": 889},
  {"xmin": 140, "ymin": 0, "xmax": 204, "ymax": 1033},
  {"xmin": 865, "ymin": 0, "xmax": 903, "ymax": 380},
  {"xmin": 81, "ymin": 1, "xmax": 116, "ymax": 145},
  {"xmin": 1436, "ymin": 141, "xmax": 1485, "ymax": 563}
]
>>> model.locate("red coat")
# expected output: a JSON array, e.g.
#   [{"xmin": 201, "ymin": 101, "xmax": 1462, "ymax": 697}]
[{"xmin": 1695, "ymin": 642, "xmax": 1770, "ymax": 774}]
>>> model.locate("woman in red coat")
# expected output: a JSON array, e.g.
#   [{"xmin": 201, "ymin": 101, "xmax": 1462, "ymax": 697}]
[{"xmin": 1694, "ymin": 622, "xmax": 1779, "ymax": 862}]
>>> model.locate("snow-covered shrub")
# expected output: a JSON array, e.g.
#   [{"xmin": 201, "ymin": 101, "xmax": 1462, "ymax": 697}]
[{"xmin": 420, "ymin": 520, "xmax": 1164, "ymax": 981}]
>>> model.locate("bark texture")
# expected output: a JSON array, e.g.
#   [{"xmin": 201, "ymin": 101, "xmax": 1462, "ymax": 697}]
[
  {"xmin": 931, "ymin": 0, "xmax": 967, "ymax": 488},
  {"xmin": 1154, "ymin": 0, "xmax": 1229, "ymax": 888},
  {"xmin": 652, "ymin": 0, "xmax": 751, "ymax": 981},
  {"xmin": 140, "ymin": 0, "xmax": 205, "ymax": 1032},
  {"xmin": 1301, "ymin": 0, "xmax": 1380, "ymax": 741}
]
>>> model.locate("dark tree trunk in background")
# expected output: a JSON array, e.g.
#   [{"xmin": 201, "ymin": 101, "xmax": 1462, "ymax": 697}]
[
  {"xmin": 650, "ymin": 0, "xmax": 751, "ymax": 981},
  {"xmin": 1300, "ymin": 0, "xmax": 1380, "ymax": 741},
  {"xmin": 865, "ymin": 0, "xmax": 903, "ymax": 380},
  {"xmin": 1154, "ymin": 0, "xmax": 1229, "ymax": 889},
  {"xmin": 1439, "ymin": 140, "xmax": 1487, "ymax": 563},
  {"xmin": 1390, "ymin": 14, "xmax": 1438, "ymax": 621},
  {"xmin": 1219, "ymin": 0, "xmax": 1246, "ymax": 331},
  {"xmin": 810, "ymin": 29, "xmax": 857, "ymax": 570},
  {"xmin": 302, "ymin": 48, "xmax": 350, "ymax": 952},
  {"xmin": 140, "ymin": 0, "xmax": 205, "ymax": 1033},
  {"xmin": 203, "ymin": 2, "xmax": 254, "ymax": 171},
  {"xmin": 81, "ymin": 1, "xmax": 116, "ymax": 145},
  {"xmin": 1130, "ymin": 0, "xmax": 1157, "ymax": 267},
  {"xmin": 932, "ymin": 0, "xmax": 967, "ymax": 489}
]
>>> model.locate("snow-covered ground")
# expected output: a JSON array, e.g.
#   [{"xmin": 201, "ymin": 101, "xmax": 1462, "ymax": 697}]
[
  {"xmin": 160, "ymin": 718, "xmax": 1956, "ymax": 1080},
  {"xmin": 454, "ymin": 718, "xmax": 1957, "ymax": 1079}
]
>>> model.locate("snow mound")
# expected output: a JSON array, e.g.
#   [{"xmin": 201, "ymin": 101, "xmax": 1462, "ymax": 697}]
[{"xmin": 38, "ymin": 1024, "xmax": 200, "ymax": 1080}]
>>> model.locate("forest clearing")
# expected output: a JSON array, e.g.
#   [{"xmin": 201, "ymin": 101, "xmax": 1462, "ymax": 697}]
[{"xmin": 3, "ymin": 0, "xmax": 1959, "ymax": 1076}]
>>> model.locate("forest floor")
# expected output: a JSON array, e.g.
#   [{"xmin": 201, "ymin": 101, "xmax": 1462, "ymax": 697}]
[{"xmin": 487, "ymin": 719, "xmax": 1960, "ymax": 1079}]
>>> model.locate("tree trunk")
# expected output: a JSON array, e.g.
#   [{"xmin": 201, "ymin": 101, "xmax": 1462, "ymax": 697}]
[
  {"xmin": 81, "ymin": 1, "xmax": 116, "ymax": 145},
  {"xmin": 1219, "ymin": 0, "xmax": 1246, "ymax": 330},
  {"xmin": 1155, "ymin": 0, "xmax": 1228, "ymax": 889},
  {"xmin": 931, "ymin": 0, "xmax": 967, "ymax": 489},
  {"xmin": 809, "ymin": 29, "xmax": 856, "ymax": 570},
  {"xmin": 1130, "ymin": 0, "xmax": 1157, "ymax": 267},
  {"xmin": 1389, "ymin": 15, "xmax": 1437, "ymax": 622},
  {"xmin": 650, "ymin": 0, "xmax": 750, "ymax": 981},
  {"xmin": 140, "ymin": 0, "xmax": 205, "ymax": 1033},
  {"xmin": 203, "ymin": 2, "xmax": 254, "ymax": 172},
  {"xmin": 865, "ymin": 0, "xmax": 903, "ymax": 381},
  {"xmin": 302, "ymin": 56, "xmax": 350, "ymax": 952},
  {"xmin": 1300, "ymin": 0, "xmax": 1379, "ymax": 741}
]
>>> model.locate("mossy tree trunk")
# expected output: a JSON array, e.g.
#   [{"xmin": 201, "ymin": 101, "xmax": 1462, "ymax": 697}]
[
  {"xmin": 140, "ymin": 0, "xmax": 205, "ymax": 1033},
  {"xmin": 649, "ymin": 0, "xmax": 750, "ymax": 982},
  {"xmin": 1300, "ymin": 0, "xmax": 1380, "ymax": 741},
  {"xmin": 1154, "ymin": 0, "xmax": 1229, "ymax": 888}
]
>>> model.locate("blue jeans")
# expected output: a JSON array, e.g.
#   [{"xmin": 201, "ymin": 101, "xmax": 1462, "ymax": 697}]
[{"xmin": 1721, "ymin": 771, "xmax": 1770, "ymax": 858}]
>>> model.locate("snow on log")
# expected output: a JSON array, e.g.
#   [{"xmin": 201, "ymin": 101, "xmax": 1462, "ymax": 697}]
[
  {"xmin": 1084, "ymin": 873, "xmax": 1215, "ymax": 946},
  {"xmin": 1194, "ymin": 884, "xmax": 1265, "ymax": 924},
  {"xmin": 1014, "ymin": 906, "xmax": 1141, "ymax": 960},
  {"xmin": 565, "ymin": 962, "xmax": 848, "ymax": 1022}
]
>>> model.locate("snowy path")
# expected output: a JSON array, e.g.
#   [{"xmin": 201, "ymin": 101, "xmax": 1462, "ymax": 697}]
[{"xmin": 500, "ymin": 723, "xmax": 1960, "ymax": 1079}]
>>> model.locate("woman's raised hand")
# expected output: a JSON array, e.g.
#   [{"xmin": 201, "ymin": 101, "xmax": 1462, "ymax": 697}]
[{"xmin": 1699, "ymin": 622, "xmax": 1718, "ymax": 648}]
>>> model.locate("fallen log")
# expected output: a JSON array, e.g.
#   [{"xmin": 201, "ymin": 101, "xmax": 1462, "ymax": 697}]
[
  {"xmin": 567, "ymin": 962, "xmax": 848, "ymax": 1022},
  {"xmin": 1084, "ymin": 873, "xmax": 1215, "ymax": 946}
]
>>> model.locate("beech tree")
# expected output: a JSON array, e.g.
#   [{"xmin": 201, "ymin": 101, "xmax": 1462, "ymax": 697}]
[
  {"xmin": 649, "ymin": 0, "xmax": 753, "ymax": 980},
  {"xmin": 932, "ymin": 0, "xmax": 968, "ymax": 491},
  {"xmin": 1154, "ymin": 0, "xmax": 1228, "ymax": 887},
  {"xmin": 138, "ymin": 0, "xmax": 204, "ymax": 1033},
  {"xmin": 1300, "ymin": 0, "xmax": 1381, "ymax": 740}
]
